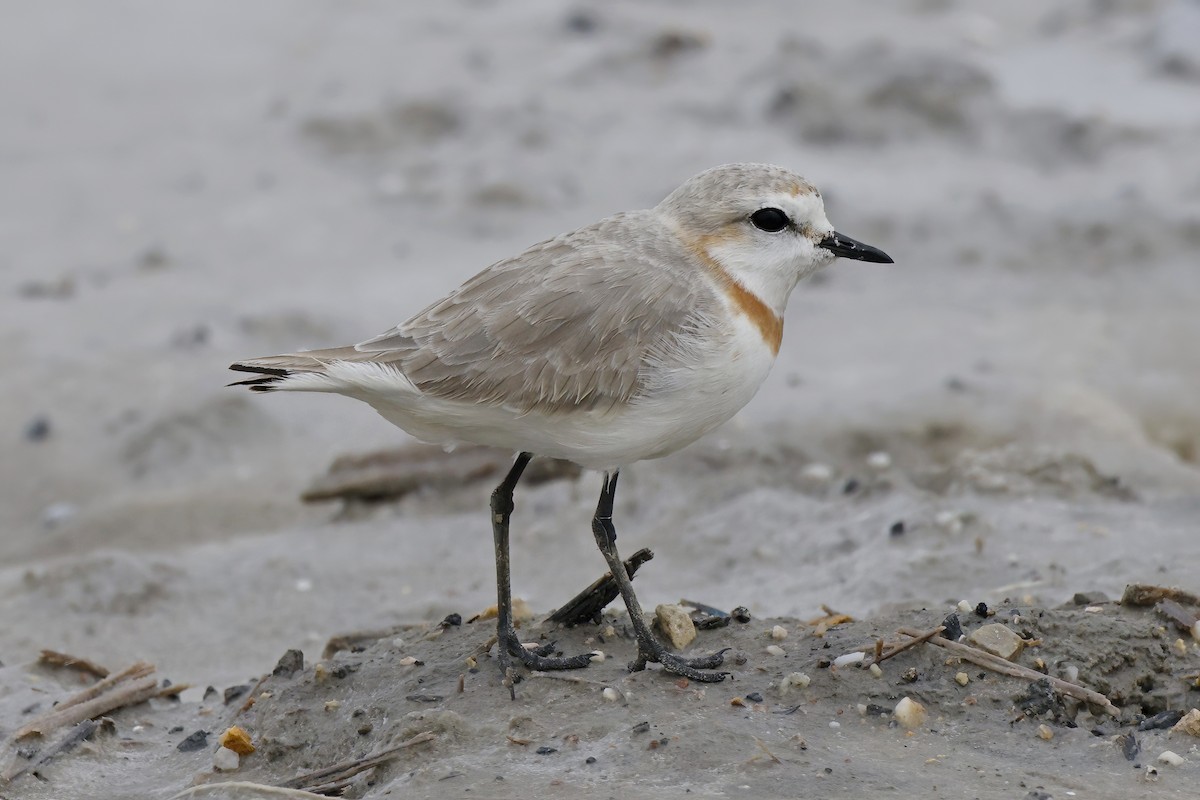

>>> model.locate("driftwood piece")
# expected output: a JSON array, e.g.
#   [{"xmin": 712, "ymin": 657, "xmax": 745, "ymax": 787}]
[
  {"xmin": 548, "ymin": 548, "xmax": 654, "ymax": 627},
  {"xmin": 896, "ymin": 626, "xmax": 1119, "ymax": 716},
  {"xmin": 280, "ymin": 731, "xmax": 436, "ymax": 794},
  {"xmin": 38, "ymin": 650, "xmax": 110, "ymax": 679},
  {"xmin": 1120, "ymin": 584, "xmax": 1200, "ymax": 608},
  {"xmin": 15, "ymin": 676, "xmax": 160, "ymax": 740},
  {"xmin": 3, "ymin": 720, "xmax": 100, "ymax": 781},
  {"xmin": 302, "ymin": 443, "xmax": 580, "ymax": 504}
]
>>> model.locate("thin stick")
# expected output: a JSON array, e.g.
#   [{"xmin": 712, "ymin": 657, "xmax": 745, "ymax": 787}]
[
  {"xmin": 280, "ymin": 731, "xmax": 436, "ymax": 790},
  {"xmin": 44, "ymin": 661, "xmax": 154, "ymax": 714},
  {"xmin": 896, "ymin": 627, "xmax": 1118, "ymax": 716},
  {"xmin": 526, "ymin": 671, "xmax": 628, "ymax": 703},
  {"xmin": 15, "ymin": 676, "xmax": 160, "ymax": 739},
  {"xmin": 871, "ymin": 626, "xmax": 946, "ymax": 665}
]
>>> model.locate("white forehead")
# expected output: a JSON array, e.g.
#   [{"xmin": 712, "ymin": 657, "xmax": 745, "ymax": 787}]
[{"xmin": 657, "ymin": 163, "xmax": 830, "ymax": 230}]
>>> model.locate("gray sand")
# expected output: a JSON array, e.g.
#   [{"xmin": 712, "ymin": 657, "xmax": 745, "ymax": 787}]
[{"xmin": 3, "ymin": 1, "xmax": 1200, "ymax": 797}]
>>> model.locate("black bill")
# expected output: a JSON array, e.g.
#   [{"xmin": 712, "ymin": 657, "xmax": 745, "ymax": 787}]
[{"xmin": 818, "ymin": 231, "xmax": 893, "ymax": 263}]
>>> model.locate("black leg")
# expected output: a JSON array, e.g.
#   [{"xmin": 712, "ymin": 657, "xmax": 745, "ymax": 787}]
[
  {"xmin": 589, "ymin": 471, "xmax": 729, "ymax": 682},
  {"xmin": 491, "ymin": 453, "xmax": 594, "ymax": 686}
]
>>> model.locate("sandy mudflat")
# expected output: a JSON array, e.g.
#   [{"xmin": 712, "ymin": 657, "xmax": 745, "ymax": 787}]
[{"xmin": 3, "ymin": 1, "xmax": 1200, "ymax": 797}]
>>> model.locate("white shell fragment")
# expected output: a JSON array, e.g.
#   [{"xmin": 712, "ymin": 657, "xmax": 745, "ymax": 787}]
[
  {"xmin": 213, "ymin": 746, "xmax": 240, "ymax": 771},
  {"xmin": 893, "ymin": 697, "xmax": 926, "ymax": 730},
  {"xmin": 1036, "ymin": 724, "xmax": 1053, "ymax": 741},
  {"xmin": 868, "ymin": 663, "xmax": 883, "ymax": 678},
  {"xmin": 956, "ymin": 600, "xmax": 973, "ymax": 614},
  {"xmin": 779, "ymin": 672, "xmax": 810, "ymax": 694},
  {"xmin": 1157, "ymin": 750, "xmax": 1185, "ymax": 766},
  {"xmin": 766, "ymin": 644, "xmax": 786, "ymax": 657},
  {"xmin": 800, "ymin": 463, "xmax": 834, "ymax": 483},
  {"xmin": 771, "ymin": 625, "xmax": 789, "ymax": 641},
  {"xmin": 832, "ymin": 651, "xmax": 865, "ymax": 668},
  {"xmin": 866, "ymin": 451, "xmax": 892, "ymax": 470},
  {"xmin": 602, "ymin": 687, "xmax": 620, "ymax": 703},
  {"xmin": 589, "ymin": 651, "xmax": 605, "ymax": 663},
  {"xmin": 398, "ymin": 656, "xmax": 420, "ymax": 666}
]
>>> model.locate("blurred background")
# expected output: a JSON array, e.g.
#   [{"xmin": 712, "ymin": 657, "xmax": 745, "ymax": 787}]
[{"xmin": 3, "ymin": 0, "xmax": 1200, "ymax": 687}]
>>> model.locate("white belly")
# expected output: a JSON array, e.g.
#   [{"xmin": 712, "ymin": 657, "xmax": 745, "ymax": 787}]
[{"xmin": 365, "ymin": 316, "xmax": 777, "ymax": 470}]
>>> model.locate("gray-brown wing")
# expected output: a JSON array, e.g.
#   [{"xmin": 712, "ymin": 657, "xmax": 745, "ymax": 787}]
[{"xmin": 356, "ymin": 213, "xmax": 715, "ymax": 414}]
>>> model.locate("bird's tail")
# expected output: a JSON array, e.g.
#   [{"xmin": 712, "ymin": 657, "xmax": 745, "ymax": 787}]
[{"xmin": 228, "ymin": 347, "xmax": 365, "ymax": 392}]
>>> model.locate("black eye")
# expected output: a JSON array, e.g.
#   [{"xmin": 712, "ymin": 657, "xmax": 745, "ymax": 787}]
[{"xmin": 750, "ymin": 207, "xmax": 790, "ymax": 233}]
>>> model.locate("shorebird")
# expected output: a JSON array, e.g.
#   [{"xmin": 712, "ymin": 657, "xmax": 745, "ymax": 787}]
[{"xmin": 230, "ymin": 163, "xmax": 892, "ymax": 683}]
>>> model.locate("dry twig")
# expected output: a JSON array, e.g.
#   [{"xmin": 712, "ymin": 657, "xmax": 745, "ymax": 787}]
[
  {"xmin": 280, "ymin": 731, "xmax": 436, "ymax": 794},
  {"xmin": 14, "ymin": 662, "xmax": 158, "ymax": 740},
  {"xmin": 896, "ymin": 627, "xmax": 1118, "ymax": 716},
  {"xmin": 38, "ymin": 650, "xmax": 110, "ymax": 679}
]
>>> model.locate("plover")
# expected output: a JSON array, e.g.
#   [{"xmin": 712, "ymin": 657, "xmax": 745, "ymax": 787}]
[{"xmin": 230, "ymin": 163, "xmax": 892, "ymax": 683}]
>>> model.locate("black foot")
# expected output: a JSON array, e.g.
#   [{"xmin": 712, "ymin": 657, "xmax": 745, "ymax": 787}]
[
  {"xmin": 496, "ymin": 628, "xmax": 595, "ymax": 675},
  {"xmin": 630, "ymin": 638, "xmax": 731, "ymax": 682}
]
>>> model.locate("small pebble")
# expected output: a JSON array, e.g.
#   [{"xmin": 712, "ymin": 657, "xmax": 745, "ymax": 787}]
[
  {"xmin": 955, "ymin": 672, "xmax": 969, "ymax": 686},
  {"xmin": 176, "ymin": 730, "xmax": 208, "ymax": 753},
  {"xmin": 731, "ymin": 606, "xmax": 752, "ymax": 623},
  {"xmin": 655, "ymin": 604, "xmax": 697, "ymax": 650},
  {"xmin": 866, "ymin": 451, "xmax": 892, "ymax": 470},
  {"xmin": 832, "ymin": 652, "xmax": 865, "ymax": 667},
  {"xmin": 968, "ymin": 624, "xmax": 1024, "ymax": 661},
  {"xmin": 324, "ymin": 700, "xmax": 340, "ymax": 711},
  {"xmin": 894, "ymin": 697, "xmax": 926, "ymax": 730},
  {"xmin": 888, "ymin": 520, "xmax": 905, "ymax": 537},
  {"xmin": 213, "ymin": 746, "xmax": 240, "ymax": 771},
  {"xmin": 974, "ymin": 602, "xmax": 989, "ymax": 618},
  {"xmin": 1036, "ymin": 725, "xmax": 1053, "ymax": 741},
  {"xmin": 770, "ymin": 625, "xmax": 788, "ymax": 641},
  {"xmin": 868, "ymin": 663, "xmax": 883, "ymax": 678},
  {"xmin": 632, "ymin": 721, "xmax": 650, "ymax": 735},
  {"xmin": 828, "ymin": 720, "xmax": 841, "ymax": 729},
  {"xmin": 24, "ymin": 417, "xmax": 51, "ymax": 442},
  {"xmin": 956, "ymin": 600, "xmax": 973, "ymax": 614},
  {"xmin": 901, "ymin": 667, "xmax": 919, "ymax": 683},
  {"xmin": 744, "ymin": 692, "xmax": 764, "ymax": 703},
  {"xmin": 588, "ymin": 651, "xmax": 605, "ymax": 663},
  {"xmin": 1172, "ymin": 638, "xmax": 1188, "ymax": 657},
  {"xmin": 602, "ymin": 687, "xmax": 620, "ymax": 702},
  {"xmin": 1144, "ymin": 765, "xmax": 1159, "ymax": 781},
  {"xmin": 536, "ymin": 746, "xmax": 557, "ymax": 755},
  {"xmin": 765, "ymin": 645, "xmax": 786, "ymax": 657},
  {"xmin": 1157, "ymin": 750, "xmax": 1185, "ymax": 766},
  {"xmin": 398, "ymin": 656, "xmax": 420, "ymax": 666},
  {"xmin": 1172, "ymin": 708, "xmax": 1200, "ymax": 736}
]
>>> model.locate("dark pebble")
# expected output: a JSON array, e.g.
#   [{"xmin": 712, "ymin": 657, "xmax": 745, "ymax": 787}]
[
  {"xmin": 865, "ymin": 703, "xmax": 891, "ymax": 717},
  {"xmin": 744, "ymin": 692, "xmax": 763, "ymax": 703},
  {"xmin": 632, "ymin": 721, "xmax": 650, "ymax": 735},
  {"xmin": 536, "ymin": 746, "xmax": 557, "ymax": 755},
  {"xmin": 272, "ymin": 649, "xmax": 304, "ymax": 679},
  {"xmin": 901, "ymin": 667, "xmax": 919, "ymax": 683},
  {"xmin": 940, "ymin": 613, "xmax": 963, "ymax": 641},
  {"xmin": 731, "ymin": 606, "xmax": 751, "ymax": 623},
  {"xmin": 202, "ymin": 686, "xmax": 217, "ymax": 701},
  {"xmin": 974, "ymin": 602, "xmax": 989, "ymax": 617},
  {"xmin": 842, "ymin": 478, "xmax": 860, "ymax": 494},
  {"xmin": 223, "ymin": 685, "xmax": 250, "ymax": 705},
  {"xmin": 816, "ymin": 658, "xmax": 832, "ymax": 668},
  {"xmin": 1138, "ymin": 710, "xmax": 1184, "ymax": 731},
  {"xmin": 24, "ymin": 417, "xmax": 51, "ymax": 442},
  {"xmin": 176, "ymin": 730, "xmax": 208, "ymax": 752},
  {"xmin": 441, "ymin": 613, "xmax": 463, "ymax": 627},
  {"xmin": 1119, "ymin": 732, "xmax": 1139, "ymax": 761},
  {"xmin": 1072, "ymin": 591, "xmax": 1110, "ymax": 606},
  {"xmin": 357, "ymin": 723, "xmax": 373, "ymax": 736},
  {"xmin": 889, "ymin": 520, "xmax": 905, "ymax": 537},
  {"xmin": 585, "ymin": 756, "xmax": 597, "ymax": 764},
  {"xmin": 169, "ymin": 726, "xmax": 183, "ymax": 734}
]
